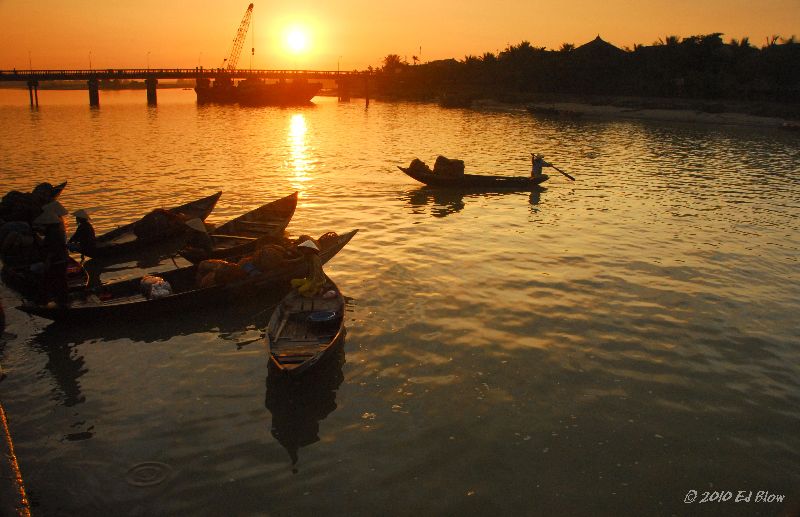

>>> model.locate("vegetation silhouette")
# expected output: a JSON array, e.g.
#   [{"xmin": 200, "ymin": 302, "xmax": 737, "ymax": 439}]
[{"xmin": 372, "ymin": 33, "xmax": 800, "ymax": 117}]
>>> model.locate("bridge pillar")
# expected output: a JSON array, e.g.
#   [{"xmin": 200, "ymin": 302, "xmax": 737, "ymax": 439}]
[
  {"xmin": 87, "ymin": 77, "xmax": 100, "ymax": 107},
  {"xmin": 337, "ymin": 78, "xmax": 350, "ymax": 102},
  {"xmin": 146, "ymin": 77, "xmax": 158, "ymax": 105},
  {"xmin": 27, "ymin": 80, "xmax": 39, "ymax": 107}
]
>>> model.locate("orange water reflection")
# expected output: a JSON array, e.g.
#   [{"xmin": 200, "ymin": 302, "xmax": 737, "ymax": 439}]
[{"xmin": 287, "ymin": 113, "xmax": 312, "ymax": 194}]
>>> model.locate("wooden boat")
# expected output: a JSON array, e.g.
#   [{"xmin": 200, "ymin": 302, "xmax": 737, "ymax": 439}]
[
  {"xmin": 1, "ymin": 256, "xmax": 89, "ymax": 297},
  {"xmin": 85, "ymin": 191, "xmax": 222, "ymax": 260},
  {"xmin": 179, "ymin": 192, "xmax": 298, "ymax": 264},
  {"xmin": 265, "ymin": 275, "xmax": 345, "ymax": 377},
  {"xmin": 398, "ymin": 166, "xmax": 548, "ymax": 190},
  {"xmin": 17, "ymin": 229, "xmax": 358, "ymax": 322}
]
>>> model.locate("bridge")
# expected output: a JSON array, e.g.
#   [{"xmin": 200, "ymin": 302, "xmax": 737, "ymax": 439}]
[{"xmin": 0, "ymin": 68, "xmax": 371, "ymax": 106}]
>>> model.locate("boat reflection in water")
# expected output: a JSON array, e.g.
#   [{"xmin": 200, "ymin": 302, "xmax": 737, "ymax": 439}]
[
  {"xmin": 264, "ymin": 344, "xmax": 345, "ymax": 471},
  {"xmin": 403, "ymin": 188, "xmax": 466, "ymax": 218},
  {"xmin": 403, "ymin": 186, "xmax": 547, "ymax": 217}
]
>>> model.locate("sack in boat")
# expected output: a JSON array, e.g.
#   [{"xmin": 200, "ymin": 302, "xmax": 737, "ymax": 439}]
[
  {"xmin": 408, "ymin": 158, "xmax": 432, "ymax": 174},
  {"xmin": 196, "ymin": 259, "xmax": 247, "ymax": 286},
  {"xmin": 241, "ymin": 244, "xmax": 286, "ymax": 272},
  {"xmin": 133, "ymin": 209, "xmax": 187, "ymax": 239},
  {"xmin": 140, "ymin": 275, "xmax": 173, "ymax": 299},
  {"xmin": 433, "ymin": 156, "xmax": 465, "ymax": 177},
  {"xmin": 0, "ymin": 191, "xmax": 42, "ymax": 224},
  {"xmin": 318, "ymin": 231, "xmax": 339, "ymax": 248}
]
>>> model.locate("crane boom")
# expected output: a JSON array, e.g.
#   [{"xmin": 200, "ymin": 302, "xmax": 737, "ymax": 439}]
[{"xmin": 225, "ymin": 3, "xmax": 254, "ymax": 70}]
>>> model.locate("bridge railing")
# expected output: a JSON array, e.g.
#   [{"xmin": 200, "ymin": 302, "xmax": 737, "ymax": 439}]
[{"xmin": 0, "ymin": 69, "xmax": 370, "ymax": 81}]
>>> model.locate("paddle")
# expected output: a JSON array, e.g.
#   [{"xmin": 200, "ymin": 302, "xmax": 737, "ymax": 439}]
[
  {"xmin": 531, "ymin": 153, "xmax": 575, "ymax": 181},
  {"xmin": 551, "ymin": 164, "xmax": 575, "ymax": 181}
]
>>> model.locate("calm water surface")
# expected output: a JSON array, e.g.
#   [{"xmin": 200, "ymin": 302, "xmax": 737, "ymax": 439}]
[{"xmin": 0, "ymin": 89, "xmax": 799, "ymax": 515}]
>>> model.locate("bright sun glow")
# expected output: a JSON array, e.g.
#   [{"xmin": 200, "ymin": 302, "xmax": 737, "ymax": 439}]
[{"xmin": 286, "ymin": 29, "xmax": 308, "ymax": 53}]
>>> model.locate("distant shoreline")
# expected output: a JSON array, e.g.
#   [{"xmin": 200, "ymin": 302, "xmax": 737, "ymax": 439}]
[{"xmin": 516, "ymin": 96, "xmax": 800, "ymax": 128}]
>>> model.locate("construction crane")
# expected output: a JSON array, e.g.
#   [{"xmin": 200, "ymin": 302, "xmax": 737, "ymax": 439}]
[{"xmin": 221, "ymin": 3, "xmax": 254, "ymax": 70}]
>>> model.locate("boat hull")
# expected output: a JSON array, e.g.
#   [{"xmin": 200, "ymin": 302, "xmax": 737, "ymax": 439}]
[
  {"xmin": 265, "ymin": 276, "xmax": 346, "ymax": 377},
  {"xmin": 179, "ymin": 192, "xmax": 298, "ymax": 264},
  {"xmin": 398, "ymin": 167, "xmax": 548, "ymax": 190},
  {"xmin": 87, "ymin": 191, "xmax": 222, "ymax": 261}
]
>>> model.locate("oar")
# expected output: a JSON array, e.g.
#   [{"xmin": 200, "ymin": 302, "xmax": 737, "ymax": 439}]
[
  {"xmin": 551, "ymin": 164, "xmax": 575, "ymax": 181},
  {"xmin": 531, "ymin": 153, "xmax": 575, "ymax": 181}
]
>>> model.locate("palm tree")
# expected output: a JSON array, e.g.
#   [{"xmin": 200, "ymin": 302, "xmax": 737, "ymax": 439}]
[
  {"xmin": 559, "ymin": 43, "xmax": 575, "ymax": 52},
  {"xmin": 657, "ymin": 35, "xmax": 680, "ymax": 46},
  {"xmin": 382, "ymin": 54, "xmax": 405, "ymax": 72}
]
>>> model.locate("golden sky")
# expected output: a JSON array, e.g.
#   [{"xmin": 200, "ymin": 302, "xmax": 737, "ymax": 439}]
[{"xmin": 1, "ymin": 0, "xmax": 798, "ymax": 71}]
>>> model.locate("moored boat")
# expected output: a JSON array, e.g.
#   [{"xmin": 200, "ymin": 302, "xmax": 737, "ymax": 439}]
[
  {"xmin": 17, "ymin": 229, "xmax": 358, "ymax": 323},
  {"xmin": 86, "ymin": 191, "xmax": 222, "ymax": 261},
  {"xmin": 179, "ymin": 192, "xmax": 298, "ymax": 264},
  {"xmin": 265, "ymin": 275, "xmax": 346, "ymax": 377}
]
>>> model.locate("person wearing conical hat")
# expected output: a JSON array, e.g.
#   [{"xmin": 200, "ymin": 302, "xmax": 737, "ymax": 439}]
[
  {"xmin": 184, "ymin": 218, "xmax": 214, "ymax": 255},
  {"xmin": 290, "ymin": 239, "xmax": 325, "ymax": 297},
  {"xmin": 32, "ymin": 181, "xmax": 66, "ymax": 202},
  {"xmin": 33, "ymin": 203, "xmax": 70, "ymax": 307},
  {"xmin": 531, "ymin": 153, "xmax": 552, "ymax": 181},
  {"xmin": 68, "ymin": 209, "xmax": 96, "ymax": 260}
]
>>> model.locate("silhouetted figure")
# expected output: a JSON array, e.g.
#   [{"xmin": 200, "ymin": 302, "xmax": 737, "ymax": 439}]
[
  {"xmin": 68, "ymin": 209, "xmax": 96, "ymax": 261},
  {"xmin": 33, "ymin": 202, "xmax": 69, "ymax": 307},
  {"xmin": 531, "ymin": 153, "xmax": 552, "ymax": 181}
]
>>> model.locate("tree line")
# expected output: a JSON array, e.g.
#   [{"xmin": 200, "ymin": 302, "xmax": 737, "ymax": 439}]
[{"xmin": 370, "ymin": 33, "xmax": 800, "ymax": 106}]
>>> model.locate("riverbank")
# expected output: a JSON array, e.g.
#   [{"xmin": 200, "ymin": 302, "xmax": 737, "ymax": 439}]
[
  {"xmin": 518, "ymin": 99, "xmax": 798, "ymax": 128},
  {"xmin": 1, "ymin": 401, "xmax": 30, "ymax": 517}
]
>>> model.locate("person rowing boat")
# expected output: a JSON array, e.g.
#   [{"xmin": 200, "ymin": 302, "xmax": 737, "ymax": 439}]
[{"xmin": 531, "ymin": 153, "xmax": 552, "ymax": 182}]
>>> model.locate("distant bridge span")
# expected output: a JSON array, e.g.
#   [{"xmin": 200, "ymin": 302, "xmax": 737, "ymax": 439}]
[{"xmin": 0, "ymin": 68, "xmax": 371, "ymax": 106}]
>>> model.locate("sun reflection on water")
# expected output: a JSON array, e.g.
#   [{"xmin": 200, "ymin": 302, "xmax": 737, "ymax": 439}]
[{"xmin": 287, "ymin": 113, "xmax": 312, "ymax": 193}]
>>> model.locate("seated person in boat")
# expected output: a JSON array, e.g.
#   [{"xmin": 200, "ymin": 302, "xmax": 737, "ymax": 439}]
[
  {"xmin": 67, "ymin": 209, "xmax": 96, "ymax": 260},
  {"xmin": 185, "ymin": 218, "xmax": 214, "ymax": 254},
  {"xmin": 531, "ymin": 154, "xmax": 552, "ymax": 180},
  {"xmin": 290, "ymin": 240, "xmax": 325, "ymax": 297}
]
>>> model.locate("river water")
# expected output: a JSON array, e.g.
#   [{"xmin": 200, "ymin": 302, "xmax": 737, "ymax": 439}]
[{"xmin": 0, "ymin": 89, "xmax": 798, "ymax": 516}]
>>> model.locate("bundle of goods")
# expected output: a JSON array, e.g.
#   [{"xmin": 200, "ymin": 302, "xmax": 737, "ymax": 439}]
[
  {"xmin": 196, "ymin": 259, "xmax": 248, "ymax": 288},
  {"xmin": 140, "ymin": 275, "xmax": 173, "ymax": 299},
  {"xmin": 433, "ymin": 155, "xmax": 465, "ymax": 177},
  {"xmin": 133, "ymin": 209, "xmax": 188, "ymax": 239},
  {"xmin": 407, "ymin": 158, "xmax": 432, "ymax": 174}
]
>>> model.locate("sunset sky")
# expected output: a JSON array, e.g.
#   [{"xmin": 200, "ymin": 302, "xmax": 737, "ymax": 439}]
[{"xmin": 1, "ymin": 0, "xmax": 798, "ymax": 71}]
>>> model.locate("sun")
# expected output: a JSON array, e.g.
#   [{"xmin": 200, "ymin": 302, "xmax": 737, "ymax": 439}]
[{"xmin": 286, "ymin": 28, "xmax": 309, "ymax": 53}]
